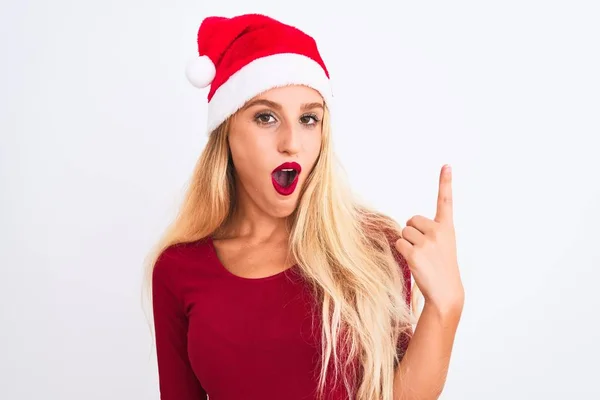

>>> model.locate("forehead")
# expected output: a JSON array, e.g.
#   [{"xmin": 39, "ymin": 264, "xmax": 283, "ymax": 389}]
[{"xmin": 252, "ymin": 85, "xmax": 324, "ymax": 107}]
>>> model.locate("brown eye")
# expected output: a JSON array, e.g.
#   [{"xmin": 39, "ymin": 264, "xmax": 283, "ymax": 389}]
[
  {"xmin": 300, "ymin": 114, "xmax": 319, "ymax": 125},
  {"xmin": 255, "ymin": 112, "xmax": 276, "ymax": 125}
]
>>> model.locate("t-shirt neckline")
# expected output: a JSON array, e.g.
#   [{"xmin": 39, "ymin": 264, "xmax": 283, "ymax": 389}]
[{"xmin": 206, "ymin": 236, "xmax": 298, "ymax": 282}]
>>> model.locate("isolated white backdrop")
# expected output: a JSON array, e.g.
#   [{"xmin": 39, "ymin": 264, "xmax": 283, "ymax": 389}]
[{"xmin": 1, "ymin": 0, "xmax": 599, "ymax": 399}]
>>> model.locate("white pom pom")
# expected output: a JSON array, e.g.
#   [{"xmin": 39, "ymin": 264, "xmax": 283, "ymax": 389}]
[{"xmin": 185, "ymin": 55, "xmax": 216, "ymax": 88}]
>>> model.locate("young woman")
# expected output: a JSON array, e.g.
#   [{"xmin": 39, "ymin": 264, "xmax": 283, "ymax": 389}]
[{"xmin": 147, "ymin": 13, "xmax": 464, "ymax": 400}]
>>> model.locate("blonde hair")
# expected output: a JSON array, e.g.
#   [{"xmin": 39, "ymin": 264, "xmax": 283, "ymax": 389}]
[{"xmin": 144, "ymin": 105, "xmax": 420, "ymax": 400}]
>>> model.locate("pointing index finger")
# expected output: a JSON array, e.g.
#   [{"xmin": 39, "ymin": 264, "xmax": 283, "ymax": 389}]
[{"xmin": 435, "ymin": 164, "xmax": 453, "ymax": 225}]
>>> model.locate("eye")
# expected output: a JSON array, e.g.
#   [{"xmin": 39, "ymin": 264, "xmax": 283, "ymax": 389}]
[
  {"xmin": 300, "ymin": 113, "xmax": 320, "ymax": 126},
  {"xmin": 254, "ymin": 112, "xmax": 277, "ymax": 125}
]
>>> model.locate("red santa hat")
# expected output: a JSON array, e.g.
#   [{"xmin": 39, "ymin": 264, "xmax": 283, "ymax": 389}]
[{"xmin": 185, "ymin": 14, "xmax": 333, "ymax": 133}]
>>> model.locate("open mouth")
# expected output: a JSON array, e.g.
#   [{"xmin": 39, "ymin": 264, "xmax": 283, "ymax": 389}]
[
  {"xmin": 271, "ymin": 162, "xmax": 302, "ymax": 196},
  {"xmin": 273, "ymin": 168, "xmax": 298, "ymax": 187}
]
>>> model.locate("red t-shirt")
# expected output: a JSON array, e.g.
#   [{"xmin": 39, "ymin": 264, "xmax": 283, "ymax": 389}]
[{"xmin": 152, "ymin": 237, "xmax": 411, "ymax": 400}]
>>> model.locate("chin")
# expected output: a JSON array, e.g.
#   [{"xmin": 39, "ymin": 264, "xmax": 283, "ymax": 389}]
[{"xmin": 267, "ymin": 196, "xmax": 300, "ymax": 218}]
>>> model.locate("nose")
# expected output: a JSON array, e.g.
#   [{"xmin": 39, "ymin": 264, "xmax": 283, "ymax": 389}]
[{"xmin": 277, "ymin": 121, "xmax": 301, "ymax": 156}]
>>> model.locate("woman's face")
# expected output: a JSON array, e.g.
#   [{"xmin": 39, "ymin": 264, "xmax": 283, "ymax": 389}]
[{"xmin": 228, "ymin": 85, "xmax": 324, "ymax": 218}]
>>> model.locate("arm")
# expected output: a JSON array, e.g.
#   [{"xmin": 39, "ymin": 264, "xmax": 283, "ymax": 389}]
[
  {"xmin": 393, "ymin": 300, "xmax": 463, "ymax": 400},
  {"xmin": 393, "ymin": 164, "xmax": 464, "ymax": 399},
  {"xmin": 152, "ymin": 252, "xmax": 208, "ymax": 400}
]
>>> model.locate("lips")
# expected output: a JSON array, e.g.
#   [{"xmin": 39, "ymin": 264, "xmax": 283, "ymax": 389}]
[{"xmin": 271, "ymin": 162, "xmax": 302, "ymax": 196}]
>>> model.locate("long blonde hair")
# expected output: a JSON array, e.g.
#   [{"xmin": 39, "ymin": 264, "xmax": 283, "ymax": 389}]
[{"xmin": 144, "ymin": 105, "xmax": 419, "ymax": 399}]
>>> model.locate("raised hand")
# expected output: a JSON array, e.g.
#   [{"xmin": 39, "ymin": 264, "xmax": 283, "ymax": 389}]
[{"xmin": 395, "ymin": 164, "xmax": 464, "ymax": 313}]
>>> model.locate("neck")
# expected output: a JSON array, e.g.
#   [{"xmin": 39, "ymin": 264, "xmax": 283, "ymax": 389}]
[{"xmin": 222, "ymin": 181, "xmax": 290, "ymax": 244}]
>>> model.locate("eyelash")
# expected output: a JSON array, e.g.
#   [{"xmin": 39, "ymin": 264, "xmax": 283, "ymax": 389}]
[{"xmin": 254, "ymin": 112, "xmax": 320, "ymax": 126}]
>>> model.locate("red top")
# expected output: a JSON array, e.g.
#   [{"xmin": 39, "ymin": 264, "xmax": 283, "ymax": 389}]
[{"xmin": 152, "ymin": 237, "xmax": 411, "ymax": 400}]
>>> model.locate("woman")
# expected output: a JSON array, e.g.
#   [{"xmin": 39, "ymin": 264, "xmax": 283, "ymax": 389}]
[{"xmin": 147, "ymin": 13, "xmax": 464, "ymax": 400}]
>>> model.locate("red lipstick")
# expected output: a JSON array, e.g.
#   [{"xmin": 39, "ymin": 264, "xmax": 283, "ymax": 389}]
[{"xmin": 271, "ymin": 162, "xmax": 302, "ymax": 196}]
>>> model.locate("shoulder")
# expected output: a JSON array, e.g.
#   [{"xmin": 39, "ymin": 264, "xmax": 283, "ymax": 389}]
[{"xmin": 152, "ymin": 238, "xmax": 213, "ymax": 288}]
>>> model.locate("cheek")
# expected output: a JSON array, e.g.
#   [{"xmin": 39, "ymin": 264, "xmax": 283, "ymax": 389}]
[
  {"xmin": 304, "ymin": 134, "xmax": 322, "ymax": 168},
  {"xmin": 231, "ymin": 149, "xmax": 256, "ymax": 177},
  {"xmin": 229, "ymin": 139, "xmax": 271, "ymax": 185}
]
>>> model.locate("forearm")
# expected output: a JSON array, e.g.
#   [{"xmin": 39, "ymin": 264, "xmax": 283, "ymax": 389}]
[{"xmin": 393, "ymin": 301, "xmax": 463, "ymax": 400}]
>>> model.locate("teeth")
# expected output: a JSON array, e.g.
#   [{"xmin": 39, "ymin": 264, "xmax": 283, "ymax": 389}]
[{"xmin": 281, "ymin": 168, "xmax": 294, "ymax": 172}]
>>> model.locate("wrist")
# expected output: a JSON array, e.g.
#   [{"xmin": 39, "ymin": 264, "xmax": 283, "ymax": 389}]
[{"xmin": 423, "ymin": 290, "xmax": 464, "ymax": 323}]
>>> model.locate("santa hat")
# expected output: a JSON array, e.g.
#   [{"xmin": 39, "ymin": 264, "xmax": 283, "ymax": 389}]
[{"xmin": 185, "ymin": 14, "xmax": 333, "ymax": 133}]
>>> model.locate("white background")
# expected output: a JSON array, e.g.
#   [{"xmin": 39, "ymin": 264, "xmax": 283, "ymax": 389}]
[{"xmin": 1, "ymin": 0, "xmax": 599, "ymax": 399}]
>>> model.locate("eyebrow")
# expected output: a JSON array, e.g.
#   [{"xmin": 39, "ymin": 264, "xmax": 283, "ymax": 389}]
[{"xmin": 242, "ymin": 99, "xmax": 324, "ymax": 112}]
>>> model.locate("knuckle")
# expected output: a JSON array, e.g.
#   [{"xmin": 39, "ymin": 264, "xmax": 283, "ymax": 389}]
[
  {"xmin": 424, "ymin": 234, "xmax": 438, "ymax": 249},
  {"xmin": 429, "ymin": 230, "xmax": 438, "ymax": 241},
  {"xmin": 427, "ymin": 226, "xmax": 439, "ymax": 239}
]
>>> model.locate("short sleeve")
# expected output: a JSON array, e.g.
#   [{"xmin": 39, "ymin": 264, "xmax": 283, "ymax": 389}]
[{"xmin": 152, "ymin": 250, "xmax": 208, "ymax": 400}]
